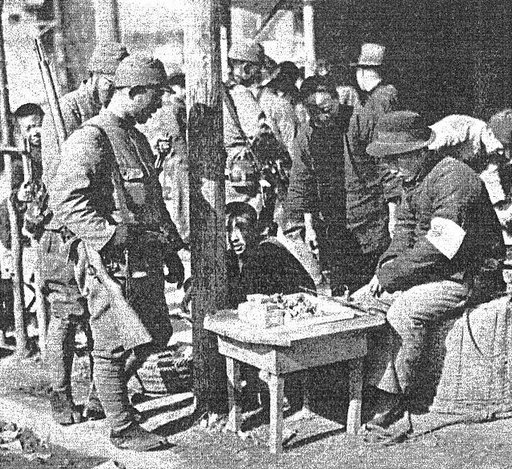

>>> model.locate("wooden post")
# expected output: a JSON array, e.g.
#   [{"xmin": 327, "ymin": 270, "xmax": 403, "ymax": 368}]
[
  {"xmin": 0, "ymin": 0, "xmax": 29, "ymax": 357},
  {"xmin": 303, "ymin": 0, "xmax": 316, "ymax": 78},
  {"xmin": 184, "ymin": 0, "xmax": 227, "ymax": 414},
  {"xmin": 94, "ymin": 0, "xmax": 120, "ymax": 43},
  {"xmin": 52, "ymin": 0, "xmax": 68, "ymax": 94},
  {"xmin": 220, "ymin": 0, "xmax": 231, "ymax": 83}
]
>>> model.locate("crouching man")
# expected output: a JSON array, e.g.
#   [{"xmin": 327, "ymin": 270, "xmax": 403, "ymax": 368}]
[
  {"xmin": 226, "ymin": 201, "xmax": 315, "ymax": 308},
  {"xmin": 358, "ymin": 111, "xmax": 505, "ymax": 439},
  {"xmin": 47, "ymin": 55, "xmax": 184, "ymax": 451}
]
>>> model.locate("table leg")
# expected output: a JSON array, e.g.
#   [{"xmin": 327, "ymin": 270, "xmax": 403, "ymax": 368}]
[
  {"xmin": 347, "ymin": 357, "xmax": 363, "ymax": 434},
  {"xmin": 268, "ymin": 372, "xmax": 285, "ymax": 455},
  {"xmin": 226, "ymin": 357, "xmax": 241, "ymax": 432}
]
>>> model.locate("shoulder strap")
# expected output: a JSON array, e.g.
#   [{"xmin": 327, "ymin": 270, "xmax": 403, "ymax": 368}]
[
  {"xmin": 222, "ymin": 84, "xmax": 250, "ymax": 145},
  {"xmin": 81, "ymin": 123, "xmax": 132, "ymax": 223}
]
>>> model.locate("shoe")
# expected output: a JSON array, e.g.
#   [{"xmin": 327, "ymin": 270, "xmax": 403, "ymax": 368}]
[
  {"xmin": 50, "ymin": 390, "xmax": 82, "ymax": 426},
  {"xmin": 363, "ymin": 410, "xmax": 413, "ymax": 446},
  {"xmin": 366, "ymin": 394, "xmax": 406, "ymax": 430},
  {"xmin": 110, "ymin": 423, "xmax": 168, "ymax": 451}
]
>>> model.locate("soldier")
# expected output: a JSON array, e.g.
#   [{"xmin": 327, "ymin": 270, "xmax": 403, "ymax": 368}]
[
  {"xmin": 40, "ymin": 41, "xmax": 129, "ymax": 426},
  {"xmin": 46, "ymin": 54, "xmax": 184, "ymax": 451},
  {"xmin": 41, "ymin": 41, "xmax": 129, "ymax": 186},
  {"xmin": 224, "ymin": 42, "xmax": 294, "ymax": 233}
]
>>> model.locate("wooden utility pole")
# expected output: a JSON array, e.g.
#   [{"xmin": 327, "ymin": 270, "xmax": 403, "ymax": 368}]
[
  {"xmin": 94, "ymin": 0, "xmax": 120, "ymax": 42},
  {"xmin": 184, "ymin": 0, "xmax": 227, "ymax": 413},
  {"xmin": 52, "ymin": 0, "xmax": 68, "ymax": 94},
  {"xmin": 0, "ymin": 0, "xmax": 29, "ymax": 357},
  {"xmin": 220, "ymin": 0, "xmax": 231, "ymax": 82},
  {"xmin": 303, "ymin": 0, "xmax": 316, "ymax": 77}
]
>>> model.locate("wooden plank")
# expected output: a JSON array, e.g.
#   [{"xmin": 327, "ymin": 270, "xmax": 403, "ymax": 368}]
[
  {"xmin": 218, "ymin": 332, "xmax": 367, "ymax": 375},
  {"xmin": 275, "ymin": 334, "xmax": 367, "ymax": 374},
  {"xmin": 134, "ymin": 392, "xmax": 194, "ymax": 413},
  {"xmin": 347, "ymin": 357, "xmax": 363, "ymax": 434},
  {"xmin": 218, "ymin": 338, "xmax": 277, "ymax": 372},
  {"xmin": 268, "ymin": 373, "xmax": 285, "ymax": 455}
]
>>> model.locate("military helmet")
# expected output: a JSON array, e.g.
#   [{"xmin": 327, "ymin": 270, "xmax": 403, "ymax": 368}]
[{"xmin": 114, "ymin": 54, "xmax": 170, "ymax": 91}]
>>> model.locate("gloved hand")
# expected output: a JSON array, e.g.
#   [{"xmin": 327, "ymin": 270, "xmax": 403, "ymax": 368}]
[
  {"xmin": 163, "ymin": 251, "xmax": 185, "ymax": 288},
  {"xmin": 104, "ymin": 223, "xmax": 140, "ymax": 254}
]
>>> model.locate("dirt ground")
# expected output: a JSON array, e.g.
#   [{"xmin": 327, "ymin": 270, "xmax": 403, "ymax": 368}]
[{"xmin": 0, "ymin": 349, "xmax": 512, "ymax": 469}]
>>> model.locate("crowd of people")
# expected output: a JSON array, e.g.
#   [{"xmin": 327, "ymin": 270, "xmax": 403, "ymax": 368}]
[{"xmin": 0, "ymin": 37, "xmax": 511, "ymax": 451}]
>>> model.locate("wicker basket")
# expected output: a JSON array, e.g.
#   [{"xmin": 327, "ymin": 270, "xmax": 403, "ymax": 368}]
[
  {"xmin": 134, "ymin": 343, "xmax": 193, "ymax": 396},
  {"xmin": 430, "ymin": 295, "xmax": 512, "ymax": 419}
]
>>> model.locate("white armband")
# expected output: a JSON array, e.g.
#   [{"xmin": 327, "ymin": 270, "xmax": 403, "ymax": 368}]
[{"xmin": 425, "ymin": 217, "xmax": 466, "ymax": 260}]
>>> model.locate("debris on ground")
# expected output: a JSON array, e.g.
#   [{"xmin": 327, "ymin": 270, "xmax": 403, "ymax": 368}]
[{"xmin": 0, "ymin": 419, "xmax": 106, "ymax": 469}]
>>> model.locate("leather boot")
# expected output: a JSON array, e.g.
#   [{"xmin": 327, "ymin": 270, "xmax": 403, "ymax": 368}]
[
  {"xmin": 110, "ymin": 422, "xmax": 168, "ymax": 451},
  {"xmin": 366, "ymin": 389, "xmax": 406, "ymax": 430}
]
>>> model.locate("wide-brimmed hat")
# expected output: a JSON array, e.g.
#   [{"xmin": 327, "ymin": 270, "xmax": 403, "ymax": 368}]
[
  {"xmin": 350, "ymin": 43, "xmax": 386, "ymax": 68},
  {"xmin": 114, "ymin": 54, "xmax": 171, "ymax": 91},
  {"xmin": 367, "ymin": 111, "xmax": 435, "ymax": 158},
  {"xmin": 489, "ymin": 109, "xmax": 512, "ymax": 146}
]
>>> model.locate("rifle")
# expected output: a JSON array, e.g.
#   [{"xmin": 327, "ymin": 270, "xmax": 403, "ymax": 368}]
[{"xmin": 35, "ymin": 38, "xmax": 67, "ymax": 148}]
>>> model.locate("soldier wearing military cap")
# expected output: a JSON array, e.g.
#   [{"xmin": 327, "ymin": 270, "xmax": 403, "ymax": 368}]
[
  {"xmin": 355, "ymin": 111, "xmax": 505, "ymax": 441},
  {"xmin": 47, "ymin": 55, "xmax": 184, "ymax": 451},
  {"xmin": 40, "ymin": 41, "xmax": 129, "ymax": 427},
  {"xmin": 224, "ymin": 42, "xmax": 296, "ymax": 235}
]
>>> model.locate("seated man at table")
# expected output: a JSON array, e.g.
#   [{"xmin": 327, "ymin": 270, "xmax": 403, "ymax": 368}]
[
  {"xmin": 226, "ymin": 202, "xmax": 316, "ymax": 411},
  {"xmin": 357, "ymin": 111, "xmax": 505, "ymax": 441},
  {"xmin": 226, "ymin": 201, "xmax": 315, "ymax": 308}
]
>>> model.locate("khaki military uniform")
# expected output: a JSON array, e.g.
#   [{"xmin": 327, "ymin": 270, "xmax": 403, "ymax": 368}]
[{"xmin": 48, "ymin": 109, "xmax": 183, "ymax": 353}]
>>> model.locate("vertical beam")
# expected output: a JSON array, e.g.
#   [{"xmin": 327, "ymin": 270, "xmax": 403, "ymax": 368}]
[
  {"xmin": 53, "ymin": 0, "xmax": 68, "ymax": 94},
  {"xmin": 184, "ymin": 0, "xmax": 227, "ymax": 413},
  {"xmin": 225, "ymin": 356, "xmax": 241, "ymax": 432},
  {"xmin": 0, "ymin": 0, "xmax": 29, "ymax": 357},
  {"xmin": 303, "ymin": 0, "xmax": 316, "ymax": 77},
  {"xmin": 347, "ymin": 357, "xmax": 363, "ymax": 434},
  {"xmin": 268, "ymin": 372, "xmax": 285, "ymax": 455},
  {"xmin": 220, "ymin": 0, "xmax": 231, "ymax": 83},
  {"xmin": 94, "ymin": 0, "xmax": 120, "ymax": 43}
]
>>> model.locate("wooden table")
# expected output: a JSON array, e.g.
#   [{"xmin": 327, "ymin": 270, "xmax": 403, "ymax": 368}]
[{"xmin": 204, "ymin": 309, "xmax": 385, "ymax": 454}]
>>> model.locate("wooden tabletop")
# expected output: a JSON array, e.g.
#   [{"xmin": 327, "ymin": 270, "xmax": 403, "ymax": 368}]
[{"xmin": 204, "ymin": 309, "xmax": 386, "ymax": 347}]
